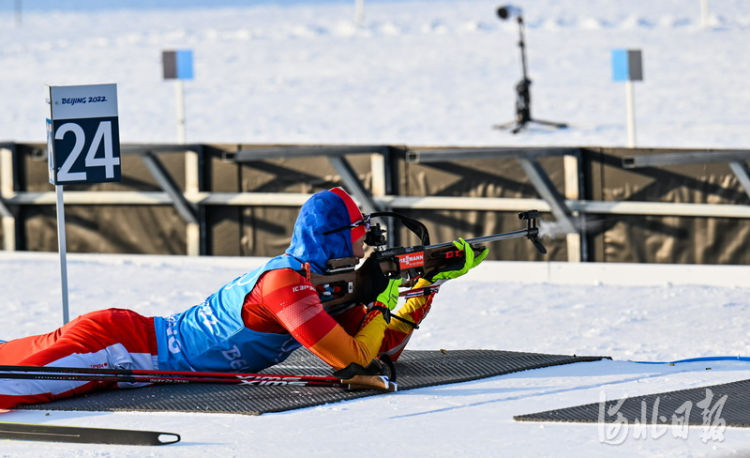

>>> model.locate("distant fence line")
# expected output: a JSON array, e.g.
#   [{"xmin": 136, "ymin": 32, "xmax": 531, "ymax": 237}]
[{"xmin": 1, "ymin": 143, "xmax": 749, "ymax": 263}]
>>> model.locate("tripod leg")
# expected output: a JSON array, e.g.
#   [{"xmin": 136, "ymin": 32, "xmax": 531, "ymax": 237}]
[
  {"xmin": 494, "ymin": 120, "xmax": 528, "ymax": 134},
  {"xmin": 493, "ymin": 120, "xmax": 520, "ymax": 130},
  {"xmin": 529, "ymin": 118, "xmax": 568, "ymax": 129}
]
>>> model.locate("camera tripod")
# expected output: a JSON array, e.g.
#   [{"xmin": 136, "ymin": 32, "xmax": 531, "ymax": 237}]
[{"xmin": 494, "ymin": 16, "xmax": 567, "ymax": 134}]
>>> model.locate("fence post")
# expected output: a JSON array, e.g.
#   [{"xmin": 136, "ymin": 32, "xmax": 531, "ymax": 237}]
[
  {"xmin": 563, "ymin": 153, "xmax": 581, "ymax": 261},
  {"xmin": 185, "ymin": 147, "xmax": 200, "ymax": 256},
  {"xmin": 0, "ymin": 147, "xmax": 16, "ymax": 251},
  {"xmin": 370, "ymin": 153, "xmax": 386, "ymax": 198}
]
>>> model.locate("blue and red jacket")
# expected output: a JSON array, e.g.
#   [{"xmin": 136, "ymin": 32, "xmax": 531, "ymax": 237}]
[{"xmin": 153, "ymin": 187, "xmax": 435, "ymax": 372}]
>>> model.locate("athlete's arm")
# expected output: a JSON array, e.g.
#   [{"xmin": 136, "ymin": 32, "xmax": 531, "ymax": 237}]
[{"xmin": 242, "ymin": 268, "xmax": 387, "ymax": 370}]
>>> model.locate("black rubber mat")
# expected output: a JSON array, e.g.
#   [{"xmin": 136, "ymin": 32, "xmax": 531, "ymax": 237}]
[
  {"xmin": 515, "ymin": 378, "xmax": 750, "ymax": 427},
  {"xmin": 21, "ymin": 349, "xmax": 606, "ymax": 415}
]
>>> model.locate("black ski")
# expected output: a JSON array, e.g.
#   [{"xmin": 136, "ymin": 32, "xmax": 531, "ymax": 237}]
[{"xmin": 0, "ymin": 421, "xmax": 180, "ymax": 445}]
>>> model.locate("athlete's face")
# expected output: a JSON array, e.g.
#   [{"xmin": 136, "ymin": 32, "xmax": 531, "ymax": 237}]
[{"xmin": 352, "ymin": 234, "xmax": 365, "ymax": 259}]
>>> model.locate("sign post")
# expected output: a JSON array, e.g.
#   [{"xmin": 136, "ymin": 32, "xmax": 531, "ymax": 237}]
[
  {"xmin": 47, "ymin": 83, "xmax": 121, "ymax": 323},
  {"xmin": 354, "ymin": 0, "xmax": 365, "ymax": 26},
  {"xmin": 162, "ymin": 50, "xmax": 200, "ymax": 256},
  {"xmin": 611, "ymin": 49, "xmax": 643, "ymax": 147},
  {"xmin": 700, "ymin": 0, "xmax": 710, "ymax": 28},
  {"xmin": 162, "ymin": 50, "xmax": 194, "ymax": 144},
  {"xmin": 14, "ymin": 0, "xmax": 22, "ymax": 26}
]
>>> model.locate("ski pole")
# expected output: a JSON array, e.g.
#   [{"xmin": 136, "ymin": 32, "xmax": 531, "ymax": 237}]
[{"xmin": 0, "ymin": 365, "xmax": 396, "ymax": 391}]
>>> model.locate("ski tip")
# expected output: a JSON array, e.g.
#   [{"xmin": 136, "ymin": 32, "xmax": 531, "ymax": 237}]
[{"xmin": 156, "ymin": 432, "xmax": 181, "ymax": 445}]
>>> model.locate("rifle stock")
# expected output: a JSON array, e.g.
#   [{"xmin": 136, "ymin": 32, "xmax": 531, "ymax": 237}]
[{"xmin": 310, "ymin": 210, "xmax": 546, "ymax": 312}]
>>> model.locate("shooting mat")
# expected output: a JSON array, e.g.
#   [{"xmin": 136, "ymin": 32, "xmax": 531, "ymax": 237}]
[
  {"xmin": 20, "ymin": 349, "xmax": 606, "ymax": 415},
  {"xmin": 515, "ymin": 377, "xmax": 750, "ymax": 428}
]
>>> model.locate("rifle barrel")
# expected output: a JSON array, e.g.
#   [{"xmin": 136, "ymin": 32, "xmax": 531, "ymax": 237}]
[
  {"xmin": 467, "ymin": 228, "xmax": 534, "ymax": 245},
  {"xmin": 426, "ymin": 228, "xmax": 533, "ymax": 250}
]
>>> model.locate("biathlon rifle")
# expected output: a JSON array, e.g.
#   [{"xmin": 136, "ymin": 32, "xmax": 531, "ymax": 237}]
[{"xmin": 310, "ymin": 210, "xmax": 547, "ymax": 314}]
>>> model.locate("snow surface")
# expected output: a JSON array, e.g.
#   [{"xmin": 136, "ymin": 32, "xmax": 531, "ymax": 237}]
[
  {"xmin": 1, "ymin": 0, "xmax": 750, "ymax": 456},
  {"xmin": 1, "ymin": 253, "xmax": 750, "ymax": 457}
]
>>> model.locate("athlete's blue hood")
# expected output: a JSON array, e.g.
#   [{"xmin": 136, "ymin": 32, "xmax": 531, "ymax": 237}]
[{"xmin": 285, "ymin": 188, "xmax": 362, "ymax": 274}]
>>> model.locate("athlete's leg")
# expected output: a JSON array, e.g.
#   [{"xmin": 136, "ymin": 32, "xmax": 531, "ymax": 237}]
[{"xmin": 0, "ymin": 308, "xmax": 157, "ymax": 408}]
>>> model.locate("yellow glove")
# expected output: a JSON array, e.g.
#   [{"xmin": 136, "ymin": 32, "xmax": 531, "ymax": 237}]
[
  {"xmin": 430, "ymin": 238, "xmax": 489, "ymax": 281},
  {"xmin": 375, "ymin": 278, "xmax": 403, "ymax": 310}
]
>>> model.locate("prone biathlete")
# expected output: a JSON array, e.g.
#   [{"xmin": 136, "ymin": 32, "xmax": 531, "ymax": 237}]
[{"xmin": 0, "ymin": 187, "xmax": 486, "ymax": 408}]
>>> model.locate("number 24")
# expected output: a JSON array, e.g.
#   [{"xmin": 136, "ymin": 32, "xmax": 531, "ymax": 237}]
[{"xmin": 54, "ymin": 121, "xmax": 119, "ymax": 181}]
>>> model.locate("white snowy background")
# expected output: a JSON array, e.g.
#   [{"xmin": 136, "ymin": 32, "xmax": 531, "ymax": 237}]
[
  {"xmin": 2, "ymin": 0, "xmax": 750, "ymax": 147},
  {"xmin": 1, "ymin": 0, "xmax": 750, "ymax": 456}
]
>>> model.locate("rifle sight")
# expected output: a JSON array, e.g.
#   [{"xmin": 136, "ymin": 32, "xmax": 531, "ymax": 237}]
[{"xmin": 364, "ymin": 223, "xmax": 387, "ymax": 247}]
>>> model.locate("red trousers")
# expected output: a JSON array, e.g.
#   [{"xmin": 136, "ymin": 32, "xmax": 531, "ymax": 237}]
[{"xmin": 0, "ymin": 308, "xmax": 158, "ymax": 409}]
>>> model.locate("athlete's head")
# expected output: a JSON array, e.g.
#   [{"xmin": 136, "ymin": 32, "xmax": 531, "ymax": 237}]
[{"xmin": 286, "ymin": 187, "xmax": 366, "ymax": 273}]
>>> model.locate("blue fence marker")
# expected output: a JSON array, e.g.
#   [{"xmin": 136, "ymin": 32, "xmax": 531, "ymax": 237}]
[
  {"xmin": 611, "ymin": 49, "xmax": 643, "ymax": 147},
  {"xmin": 611, "ymin": 49, "xmax": 629, "ymax": 82},
  {"xmin": 176, "ymin": 50, "xmax": 194, "ymax": 80},
  {"xmin": 611, "ymin": 49, "xmax": 642, "ymax": 82},
  {"xmin": 163, "ymin": 50, "xmax": 194, "ymax": 80}
]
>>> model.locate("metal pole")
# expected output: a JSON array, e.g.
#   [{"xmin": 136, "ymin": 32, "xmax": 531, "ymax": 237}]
[
  {"xmin": 354, "ymin": 0, "xmax": 364, "ymax": 26},
  {"xmin": 176, "ymin": 79, "xmax": 200, "ymax": 255},
  {"xmin": 14, "ymin": 0, "xmax": 22, "ymax": 27},
  {"xmin": 625, "ymin": 80, "xmax": 636, "ymax": 147},
  {"xmin": 55, "ymin": 185, "xmax": 70, "ymax": 324},
  {"xmin": 175, "ymin": 80, "xmax": 186, "ymax": 144},
  {"xmin": 700, "ymin": 0, "xmax": 709, "ymax": 28},
  {"xmin": 518, "ymin": 17, "xmax": 528, "ymax": 81}
]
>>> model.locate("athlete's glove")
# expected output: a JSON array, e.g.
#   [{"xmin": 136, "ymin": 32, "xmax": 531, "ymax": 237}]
[
  {"xmin": 429, "ymin": 238, "xmax": 489, "ymax": 282},
  {"xmin": 375, "ymin": 278, "xmax": 403, "ymax": 310}
]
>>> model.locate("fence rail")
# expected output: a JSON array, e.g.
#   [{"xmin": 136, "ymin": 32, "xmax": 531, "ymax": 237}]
[{"xmin": 1, "ymin": 143, "xmax": 748, "ymax": 262}]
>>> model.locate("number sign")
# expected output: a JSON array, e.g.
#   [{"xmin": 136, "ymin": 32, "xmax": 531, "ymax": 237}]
[{"xmin": 47, "ymin": 84, "xmax": 121, "ymax": 185}]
